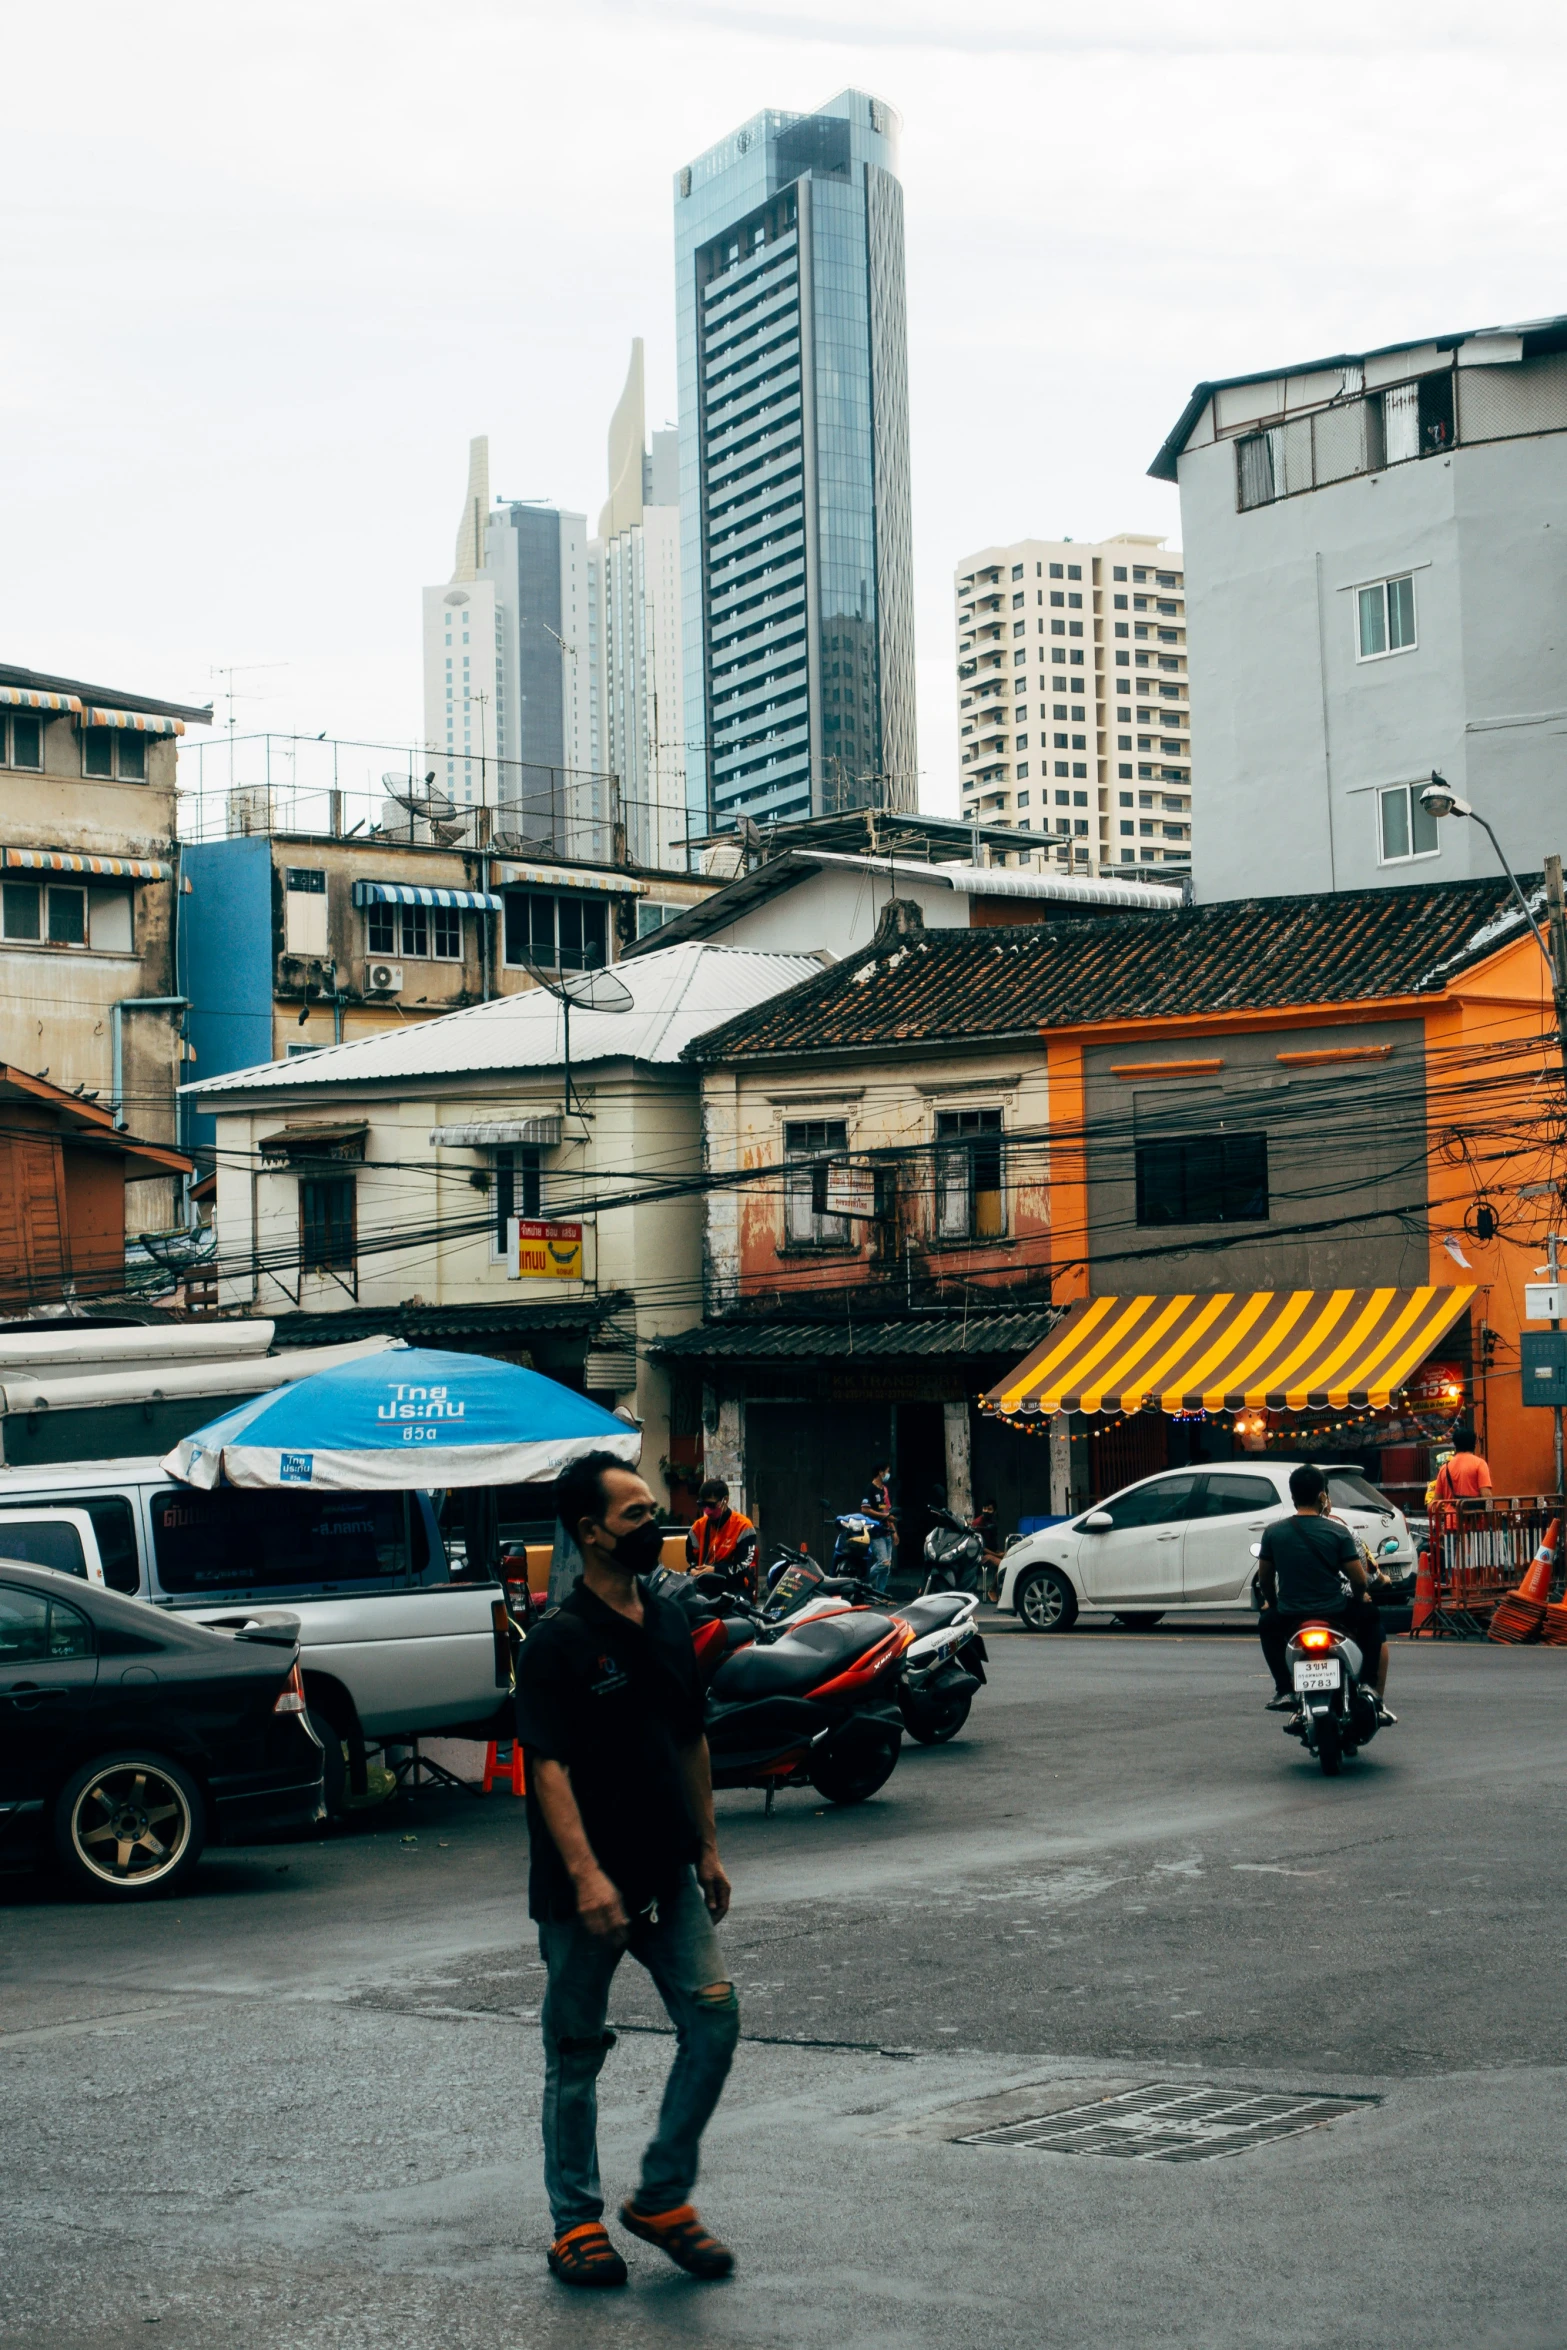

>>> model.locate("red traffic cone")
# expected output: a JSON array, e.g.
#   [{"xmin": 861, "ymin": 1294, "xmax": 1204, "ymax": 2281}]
[
  {"xmin": 1411, "ymin": 1544, "xmax": 1436, "ymax": 1635},
  {"xmin": 1489, "ymin": 1518, "xmax": 1559, "ymax": 1645}
]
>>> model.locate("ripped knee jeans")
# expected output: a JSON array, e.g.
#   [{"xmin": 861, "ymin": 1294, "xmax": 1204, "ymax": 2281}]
[{"xmin": 537, "ymin": 1867, "xmax": 740, "ymax": 2233}]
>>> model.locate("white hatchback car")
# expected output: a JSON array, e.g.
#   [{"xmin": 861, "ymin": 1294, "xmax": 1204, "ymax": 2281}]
[{"xmin": 997, "ymin": 1460, "xmax": 1415, "ymax": 1633}]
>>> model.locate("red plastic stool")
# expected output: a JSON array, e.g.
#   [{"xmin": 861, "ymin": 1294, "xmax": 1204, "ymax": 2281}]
[{"xmin": 481, "ymin": 1739, "xmax": 526, "ymax": 1796}]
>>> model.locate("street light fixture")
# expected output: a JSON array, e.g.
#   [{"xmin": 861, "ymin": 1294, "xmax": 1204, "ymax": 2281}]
[{"xmin": 1419, "ymin": 774, "xmax": 1555, "ymax": 967}]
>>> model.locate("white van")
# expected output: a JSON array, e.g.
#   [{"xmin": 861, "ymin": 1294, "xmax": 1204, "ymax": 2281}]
[{"xmin": 0, "ymin": 1459, "xmax": 512, "ymax": 1812}]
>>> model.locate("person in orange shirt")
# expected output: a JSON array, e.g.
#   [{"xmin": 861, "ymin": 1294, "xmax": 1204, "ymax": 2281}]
[
  {"xmin": 1432, "ymin": 1425, "xmax": 1492, "ymax": 1503},
  {"xmin": 685, "ymin": 1479, "xmax": 758, "ymax": 1594}
]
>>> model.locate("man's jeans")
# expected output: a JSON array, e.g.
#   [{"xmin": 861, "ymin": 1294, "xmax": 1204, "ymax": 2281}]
[
  {"xmin": 866, "ymin": 1535, "xmax": 894, "ymax": 1594},
  {"xmin": 538, "ymin": 1868, "xmax": 739, "ymax": 2234}
]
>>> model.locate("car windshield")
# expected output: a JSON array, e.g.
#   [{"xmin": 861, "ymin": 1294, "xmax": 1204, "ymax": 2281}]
[
  {"xmin": 151, "ymin": 1488, "xmax": 427, "ymax": 1597},
  {"xmin": 1324, "ymin": 1471, "xmax": 1395, "ymax": 1517}
]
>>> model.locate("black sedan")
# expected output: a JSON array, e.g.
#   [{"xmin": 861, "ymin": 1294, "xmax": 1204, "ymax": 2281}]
[{"xmin": 0, "ymin": 1561, "xmax": 325, "ymax": 1901}]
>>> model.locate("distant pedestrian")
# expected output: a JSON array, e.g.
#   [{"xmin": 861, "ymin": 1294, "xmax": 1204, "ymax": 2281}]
[
  {"xmin": 862, "ymin": 1460, "xmax": 897, "ymax": 1593},
  {"xmin": 516, "ymin": 1450, "xmax": 739, "ymax": 2290},
  {"xmin": 1431, "ymin": 1425, "xmax": 1492, "ymax": 1503},
  {"xmin": 686, "ymin": 1477, "xmax": 758, "ymax": 1596}
]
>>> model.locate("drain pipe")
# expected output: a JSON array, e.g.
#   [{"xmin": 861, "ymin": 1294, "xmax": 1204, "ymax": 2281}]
[{"xmin": 111, "ymin": 996, "xmax": 188, "ymax": 1132}]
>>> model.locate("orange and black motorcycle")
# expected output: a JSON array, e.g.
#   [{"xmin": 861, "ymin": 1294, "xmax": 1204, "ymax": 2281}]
[{"xmin": 651, "ymin": 1565, "xmax": 912, "ymax": 1809}]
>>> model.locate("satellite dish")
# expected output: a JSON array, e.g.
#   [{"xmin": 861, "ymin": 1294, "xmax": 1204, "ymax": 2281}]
[
  {"xmin": 383, "ymin": 773, "xmax": 458, "ymax": 824},
  {"xmin": 524, "ymin": 959, "xmax": 633, "ymax": 1120}
]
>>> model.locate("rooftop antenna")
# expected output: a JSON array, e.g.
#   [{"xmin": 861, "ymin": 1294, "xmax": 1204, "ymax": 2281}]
[{"xmin": 524, "ymin": 960, "xmax": 633, "ymax": 1120}]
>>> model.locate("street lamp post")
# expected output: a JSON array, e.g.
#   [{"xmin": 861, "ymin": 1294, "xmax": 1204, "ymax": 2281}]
[{"xmin": 1420, "ymin": 779, "xmax": 1567, "ymax": 1498}]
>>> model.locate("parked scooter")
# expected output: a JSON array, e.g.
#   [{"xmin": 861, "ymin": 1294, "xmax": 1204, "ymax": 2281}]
[
  {"xmin": 1282, "ymin": 1618, "xmax": 1381, "ymax": 1776},
  {"xmin": 718, "ymin": 1549, "xmax": 987, "ymax": 1746},
  {"xmin": 651, "ymin": 1565, "xmax": 911, "ymax": 1807},
  {"xmin": 921, "ymin": 1505, "xmax": 986, "ymax": 1596}
]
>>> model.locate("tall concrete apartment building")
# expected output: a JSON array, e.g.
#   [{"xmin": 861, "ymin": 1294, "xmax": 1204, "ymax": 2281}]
[
  {"xmin": 586, "ymin": 342, "xmax": 686, "ymax": 876},
  {"xmin": 674, "ymin": 90, "xmax": 917, "ymax": 842},
  {"xmin": 1151, "ymin": 312, "xmax": 1567, "ymax": 901},
  {"xmin": 421, "ymin": 441, "xmax": 599, "ymax": 853},
  {"xmin": 955, "ymin": 534, "xmax": 1192, "ymax": 873}
]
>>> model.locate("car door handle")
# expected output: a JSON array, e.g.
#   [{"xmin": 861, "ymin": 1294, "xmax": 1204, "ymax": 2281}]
[
  {"xmin": 4, "ymin": 1683, "xmax": 66, "ymax": 1709},
  {"xmin": 1156, "ymin": 1532, "xmax": 1181, "ymax": 1542}
]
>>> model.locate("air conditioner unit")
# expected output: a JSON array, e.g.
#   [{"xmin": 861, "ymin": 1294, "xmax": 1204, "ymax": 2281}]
[{"xmin": 365, "ymin": 961, "xmax": 404, "ymax": 995}]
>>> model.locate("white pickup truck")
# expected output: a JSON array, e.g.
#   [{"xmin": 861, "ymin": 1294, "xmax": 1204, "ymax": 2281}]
[{"xmin": 0, "ymin": 1456, "xmax": 513, "ymax": 1815}]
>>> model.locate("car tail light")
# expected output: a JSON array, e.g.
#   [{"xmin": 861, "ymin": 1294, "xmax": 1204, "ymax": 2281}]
[
  {"xmin": 1298, "ymin": 1625, "xmax": 1334, "ymax": 1651},
  {"xmin": 274, "ymin": 1662, "xmax": 306, "ymax": 1714}
]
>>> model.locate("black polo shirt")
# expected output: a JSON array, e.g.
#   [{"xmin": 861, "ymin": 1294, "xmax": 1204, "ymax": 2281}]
[{"xmin": 514, "ymin": 1574, "xmax": 706, "ymax": 1923}]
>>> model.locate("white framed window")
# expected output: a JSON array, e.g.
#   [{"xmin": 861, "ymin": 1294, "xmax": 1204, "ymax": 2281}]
[
  {"xmin": 935, "ymin": 1109, "xmax": 1005, "ymax": 1241},
  {"xmin": 1378, "ymin": 781, "xmax": 1440, "ymax": 864},
  {"xmin": 782, "ymin": 1118, "xmax": 851, "ymax": 1249},
  {"xmin": 1357, "ymin": 574, "xmax": 1417, "ymax": 662}
]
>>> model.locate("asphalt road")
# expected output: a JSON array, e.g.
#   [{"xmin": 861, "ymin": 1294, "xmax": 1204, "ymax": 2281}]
[{"xmin": 6, "ymin": 1625, "xmax": 1567, "ymax": 2350}]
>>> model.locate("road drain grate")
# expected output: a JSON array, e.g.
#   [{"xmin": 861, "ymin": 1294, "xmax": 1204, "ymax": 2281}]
[{"xmin": 957, "ymin": 2082, "xmax": 1375, "ymax": 2164}]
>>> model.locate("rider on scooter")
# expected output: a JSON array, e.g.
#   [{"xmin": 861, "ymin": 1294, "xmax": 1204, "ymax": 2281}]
[{"xmin": 1257, "ymin": 1464, "xmax": 1396, "ymax": 1726}]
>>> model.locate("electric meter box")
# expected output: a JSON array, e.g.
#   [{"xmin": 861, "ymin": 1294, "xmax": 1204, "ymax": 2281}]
[
  {"xmin": 1520, "ymin": 1330, "xmax": 1567, "ymax": 1408},
  {"xmin": 1524, "ymin": 1282, "xmax": 1567, "ymax": 1321}
]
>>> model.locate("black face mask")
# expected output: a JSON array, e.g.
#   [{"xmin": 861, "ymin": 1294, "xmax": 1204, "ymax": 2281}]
[{"xmin": 608, "ymin": 1518, "xmax": 665, "ymax": 1575}]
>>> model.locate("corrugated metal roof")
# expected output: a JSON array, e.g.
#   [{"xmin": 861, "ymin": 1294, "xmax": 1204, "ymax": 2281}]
[
  {"xmin": 188, "ymin": 941, "xmax": 823, "ymax": 1097},
  {"xmin": 650, "ymin": 1309, "xmax": 1062, "ymax": 1362},
  {"xmin": 686, "ymin": 877, "xmax": 1542, "ymax": 1063},
  {"xmin": 268, "ymin": 1297, "xmax": 628, "ymax": 1348}
]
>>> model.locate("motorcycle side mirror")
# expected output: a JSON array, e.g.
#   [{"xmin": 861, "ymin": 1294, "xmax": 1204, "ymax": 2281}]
[{"xmin": 1083, "ymin": 1510, "xmax": 1113, "ymax": 1533}]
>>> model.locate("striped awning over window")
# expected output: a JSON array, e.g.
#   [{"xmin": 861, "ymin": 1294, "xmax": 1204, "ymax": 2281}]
[
  {"xmin": 4, "ymin": 848, "xmax": 171, "ymax": 881},
  {"xmin": 0, "ymin": 687, "xmax": 81, "ymax": 713},
  {"xmin": 81, "ymin": 706, "xmax": 185, "ymax": 736},
  {"xmin": 985, "ymin": 1285, "xmax": 1476, "ymax": 1418},
  {"xmin": 493, "ymin": 861, "xmax": 645, "ymax": 897},
  {"xmin": 352, "ymin": 881, "xmax": 501, "ymax": 911}
]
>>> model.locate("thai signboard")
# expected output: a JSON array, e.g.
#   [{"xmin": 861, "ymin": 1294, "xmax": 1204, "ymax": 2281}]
[{"xmin": 510, "ymin": 1218, "xmax": 583, "ymax": 1281}]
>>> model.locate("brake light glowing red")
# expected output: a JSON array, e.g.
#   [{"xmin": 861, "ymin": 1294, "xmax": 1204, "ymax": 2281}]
[
  {"xmin": 1298, "ymin": 1626, "xmax": 1334, "ymax": 1651},
  {"xmin": 274, "ymin": 1662, "xmax": 306, "ymax": 1715}
]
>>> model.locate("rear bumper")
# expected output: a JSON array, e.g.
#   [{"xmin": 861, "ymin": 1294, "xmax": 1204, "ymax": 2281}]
[{"xmin": 210, "ymin": 1765, "xmax": 326, "ymax": 1842}]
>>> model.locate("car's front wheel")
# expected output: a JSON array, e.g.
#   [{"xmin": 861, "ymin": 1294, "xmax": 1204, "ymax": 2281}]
[
  {"xmin": 53, "ymin": 1752, "xmax": 205, "ymax": 1901},
  {"xmin": 1014, "ymin": 1566, "xmax": 1079, "ymax": 1634}
]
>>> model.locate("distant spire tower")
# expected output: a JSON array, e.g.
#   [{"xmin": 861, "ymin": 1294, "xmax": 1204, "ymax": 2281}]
[{"xmin": 451, "ymin": 435, "xmax": 490, "ymax": 583}]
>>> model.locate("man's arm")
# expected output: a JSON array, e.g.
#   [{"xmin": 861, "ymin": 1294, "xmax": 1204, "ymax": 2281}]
[
  {"xmin": 1256, "ymin": 1527, "xmax": 1277, "ymax": 1609},
  {"xmin": 676, "ymin": 1736, "xmax": 731, "ymax": 1922},
  {"xmin": 527, "ymin": 1755, "xmax": 629, "ymax": 1943},
  {"xmin": 1331, "ymin": 1521, "xmax": 1371, "ymax": 1596}
]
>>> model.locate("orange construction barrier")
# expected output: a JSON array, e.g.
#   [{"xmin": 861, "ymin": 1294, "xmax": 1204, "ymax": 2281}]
[
  {"xmin": 1488, "ymin": 1518, "xmax": 1560, "ymax": 1645},
  {"xmin": 481, "ymin": 1739, "xmax": 526, "ymax": 1796}
]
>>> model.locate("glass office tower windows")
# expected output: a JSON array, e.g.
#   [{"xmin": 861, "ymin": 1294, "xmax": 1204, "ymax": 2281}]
[{"xmin": 675, "ymin": 91, "xmax": 916, "ymax": 842}]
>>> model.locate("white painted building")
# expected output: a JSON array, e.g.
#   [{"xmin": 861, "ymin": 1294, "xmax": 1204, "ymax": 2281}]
[
  {"xmin": 1152, "ymin": 314, "xmax": 1567, "ymax": 901},
  {"xmin": 586, "ymin": 343, "xmax": 686, "ymax": 876},
  {"xmin": 955, "ymin": 534, "xmax": 1191, "ymax": 875},
  {"xmin": 189, "ymin": 940, "xmax": 821, "ymax": 1495}
]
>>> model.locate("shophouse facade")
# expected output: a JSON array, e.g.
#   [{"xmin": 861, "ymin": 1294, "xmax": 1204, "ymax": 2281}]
[
  {"xmin": 187, "ymin": 940, "xmax": 820, "ymax": 1500},
  {"xmin": 666, "ymin": 879, "xmax": 1559, "ymax": 1547}
]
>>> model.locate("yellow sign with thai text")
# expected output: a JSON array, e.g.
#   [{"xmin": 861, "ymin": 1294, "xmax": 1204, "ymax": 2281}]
[{"xmin": 512, "ymin": 1218, "xmax": 583, "ymax": 1281}]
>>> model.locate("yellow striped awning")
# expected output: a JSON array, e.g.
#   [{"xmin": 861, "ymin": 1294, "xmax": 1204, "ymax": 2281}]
[{"xmin": 985, "ymin": 1286, "xmax": 1476, "ymax": 1418}]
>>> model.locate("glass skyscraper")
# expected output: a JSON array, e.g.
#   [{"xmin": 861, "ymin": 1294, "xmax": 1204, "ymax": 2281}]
[{"xmin": 675, "ymin": 90, "xmax": 917, "ymax": 842}]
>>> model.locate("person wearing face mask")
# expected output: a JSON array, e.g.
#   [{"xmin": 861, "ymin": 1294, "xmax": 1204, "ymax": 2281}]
[{"xmin": 516, "ymin": 1451, "xmax": 738, "ymax": 2293}]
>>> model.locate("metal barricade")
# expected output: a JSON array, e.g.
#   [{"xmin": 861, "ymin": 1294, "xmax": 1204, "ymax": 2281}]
[{"xmin": 1417, "ymin": 1498, "xmax": 1564, "ymax": 1638}]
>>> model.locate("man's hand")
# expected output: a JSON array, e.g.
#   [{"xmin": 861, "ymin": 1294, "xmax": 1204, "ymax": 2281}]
[
  {"xmin": 697, "ymin": 1843, "xmax": 732, "ymax": 1924},
  {"xmin": 574, "ymin": 1864, "xmax": 630, "ymax": 1944}
]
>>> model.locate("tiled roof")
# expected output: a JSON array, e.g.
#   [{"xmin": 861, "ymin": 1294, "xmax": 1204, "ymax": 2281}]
[
  {"xmin": 650, "ymin": 1309, "xmax": 1061, "ymax": 1362},
  {"xmin": 685, "ymin": 877, "xmax": 1543, "ymax": 1063},
  {"xmin": 268, "ymin": 1297, "xmax": 629, "ymax": 1350}
]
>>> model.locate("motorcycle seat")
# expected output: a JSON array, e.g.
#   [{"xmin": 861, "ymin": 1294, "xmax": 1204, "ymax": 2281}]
[
  {"xmin": 714, "ymin": 1610, "xmax": 894, "ymax": 1699},
  {"xmin": 899, "ymin": 1593, "xmax": 973, "ymax": 1639}
]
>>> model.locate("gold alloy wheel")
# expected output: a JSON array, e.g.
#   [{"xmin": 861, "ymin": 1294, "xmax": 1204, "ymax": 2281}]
[{"xmin": 69, "ymin": 1763, "xmax": 194, "ymax": 1888}]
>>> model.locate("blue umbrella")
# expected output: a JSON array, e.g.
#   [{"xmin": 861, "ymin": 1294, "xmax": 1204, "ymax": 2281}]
[{"xmin": 160, "ymin": 1343, "xmax": 640, "ymax": 1492}]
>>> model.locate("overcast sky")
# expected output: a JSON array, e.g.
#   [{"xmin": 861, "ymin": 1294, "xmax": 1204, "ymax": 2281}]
[{"xmin": 5, "ymin": 0, "xmax": 1565, "ymax": 817}]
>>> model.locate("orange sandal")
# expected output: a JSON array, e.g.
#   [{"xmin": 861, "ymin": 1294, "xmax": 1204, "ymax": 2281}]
[
  {"xmin": 547, "ymin": 2222, "xmax": 628, "ymax": 2288},
  {"xmin": 618, "ymin": 2199, "xmax": 734, "ymax": 2279}
]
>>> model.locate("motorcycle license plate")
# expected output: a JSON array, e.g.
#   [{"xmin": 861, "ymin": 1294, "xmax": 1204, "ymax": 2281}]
[{"xmin": 1293, "ymin": 1660, "xmax": 1340, "ymax": 1692}]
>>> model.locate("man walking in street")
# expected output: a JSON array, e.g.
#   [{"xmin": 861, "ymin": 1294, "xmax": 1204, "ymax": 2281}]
[{"xmin": 516, "ymin": 1450, "xmax": 739, "ymax": 2290}]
